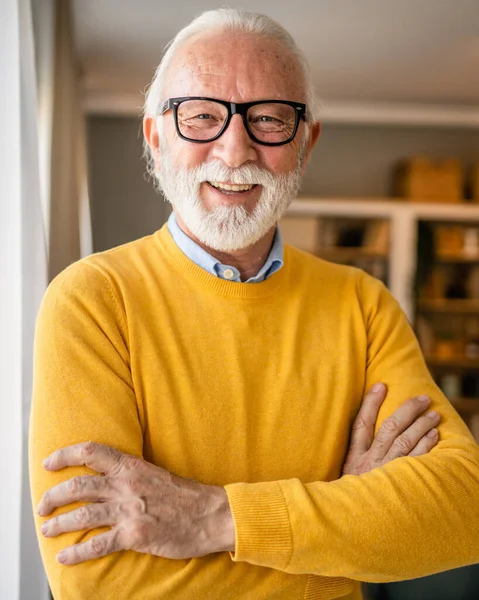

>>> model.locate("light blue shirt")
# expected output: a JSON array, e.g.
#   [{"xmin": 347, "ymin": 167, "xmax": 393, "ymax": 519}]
[{"xmin": 167, "ymin": 212, "xmax": 283, "ymax": 283}]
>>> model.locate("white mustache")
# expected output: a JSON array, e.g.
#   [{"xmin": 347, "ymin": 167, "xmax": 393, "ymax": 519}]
[{"xmin": 188, "ymin": 160, "xmax": 276, "ymax": 187}]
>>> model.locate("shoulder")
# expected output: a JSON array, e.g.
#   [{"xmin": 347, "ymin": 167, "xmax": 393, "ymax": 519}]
[
  {"xmin": 48, "ymin": 232, "xmax": 160, "ymax": 297},
  {"xmin": 285, "ymin": 243, "xmax": 373, "ymax": 291},
  {"xmin": 40, "ymin": 232, "xmax": 162, "ymax": 326},
  {"xmin": 284, "ymin": 244, "xmax": 397, "ymax": 316}
]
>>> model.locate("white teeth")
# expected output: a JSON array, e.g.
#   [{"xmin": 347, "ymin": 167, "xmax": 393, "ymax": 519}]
[{"xmin": 209, "ymin": 182, "xmax": 254, "ymax": 192}]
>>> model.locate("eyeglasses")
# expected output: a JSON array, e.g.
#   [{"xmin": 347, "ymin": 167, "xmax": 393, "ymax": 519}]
[{"xmin": 159, "ymin": 97, "xmax": 307, "ymax": 146}]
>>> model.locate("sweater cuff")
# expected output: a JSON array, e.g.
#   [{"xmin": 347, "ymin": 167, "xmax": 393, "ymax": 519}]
[
  {"xmin": 224, "ymin": 480, "xmax": 354, "ymax": 599},
  {"xmin": 224, "ymin": 480, "xmax": 292, "ymax": 570}
]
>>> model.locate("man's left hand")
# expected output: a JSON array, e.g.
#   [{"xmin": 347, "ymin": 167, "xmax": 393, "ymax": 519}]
[{"xmin": 37, "ymin": 442, "xmax": 235, "ymax": 565}]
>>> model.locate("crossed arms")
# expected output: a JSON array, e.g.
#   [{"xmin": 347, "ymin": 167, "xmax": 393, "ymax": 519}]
[{"xmin": 29, "ymin": 262, "xmax": 479, "ymax": 599}]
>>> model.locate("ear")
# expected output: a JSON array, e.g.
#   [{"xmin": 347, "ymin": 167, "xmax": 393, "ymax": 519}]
[
  {"xmin": 301, "ymin": 120, "xmax": 321, "ymax": 174},
  {"xmin": 143, "ymin": 115, "xmax": 160, "ymax": 169}
]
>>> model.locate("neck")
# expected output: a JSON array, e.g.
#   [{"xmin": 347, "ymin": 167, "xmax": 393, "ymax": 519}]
[{"xmin": 174, "ymin": 211, "xmax": 276, "ymax": 282}]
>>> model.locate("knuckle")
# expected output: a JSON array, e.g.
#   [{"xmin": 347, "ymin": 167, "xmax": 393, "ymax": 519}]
[
  {"xmin": 352, "ymin": 416, "xmax": 368, "ymax": 431},
  {"xmin": 393, "ymin": 434, "xmax": 412, "ymax": 454},
  {"xmin": 82, "ymin": 441, "xmax": 98, "ymax": 457},
  {"xmin": 75, "ymin": 506, "xmax": 90, "ymax": 525},
  {"xmin": 381, "ymin": 417, "xmax": 400, "ymax": 434},
  {"xmin": 120, "ymin": 455, "xmax": 141, "ymax": 471},
  {"xmin": 68, "ymin": 476, "xmax": 84, "ymax": 496},
  {"xmin": 123, "ymin": 473, "xmax": 143, "ymax": 494},
  {"xmin": 105, "ymin": 444, "xmax": 118, "ymax": 460},
  {"xmin": 91, "ymin": 536, "xmax": 107, "ymax": 557}
]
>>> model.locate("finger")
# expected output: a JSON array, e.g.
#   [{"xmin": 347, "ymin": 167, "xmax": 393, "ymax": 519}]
[
  {"xmin": 348, "ymin": 383, "xmax": 387, "ymax": 456},
  {"xmin": 41, "ymin": 503, "xmax": 115, "ymax": 537},
  {"xmin": 56, "ymin": 529, "xmax": 120, "ymax": 565},
  {"xmin": 368, "ymin": 394, "xmax": 431, "ymax": 461},
  {"xmin": 37, "ymin": 475, "xmax": 111, "ymax": 516},
  {"xmin": 408, "ymin": 428, "xmax": 440, "ymax": 457},
  {"xmin": 383, "ymin": 411, "xmax": 441, "ymax": 461},
  {"xmin": 43, "ymin": 441, "xmax": 124, "ymax": 476}
]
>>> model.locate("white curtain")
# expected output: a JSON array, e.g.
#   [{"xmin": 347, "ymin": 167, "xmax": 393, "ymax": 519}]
[{"xmin": 0, "ymin": 0, "xmax": 91, "ymax": 597}]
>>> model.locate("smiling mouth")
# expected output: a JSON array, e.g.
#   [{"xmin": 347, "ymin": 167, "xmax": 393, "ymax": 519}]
[{"xmin": 207, "ymin": 181, "xmax": 257, "ymax": 193}]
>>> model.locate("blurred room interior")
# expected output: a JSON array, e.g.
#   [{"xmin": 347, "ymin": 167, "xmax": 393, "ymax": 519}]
[{"xmin": 2, "ymin": 0, "xmax": 478, "ymax": 598}]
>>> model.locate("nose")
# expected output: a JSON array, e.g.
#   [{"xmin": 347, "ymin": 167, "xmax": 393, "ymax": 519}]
[{"xmin": 210, "ymin": 114, "xmax": 258, "ymax": 168}]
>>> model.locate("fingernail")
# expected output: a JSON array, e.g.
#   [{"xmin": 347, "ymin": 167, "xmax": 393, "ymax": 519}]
[
  {"xmin": 372, "ymin": 383, "xmax": 384, "ymax": 392},
  {"xmin": 43, "ymin": 458, "xmax": 50, "ymax": 469},
  {"xmin": 427, "ymin": 428, "xmax": 438, "ymax": 438},
  {"xmin": 418, "ymin": 395, "xmax": 430, "ymax": 403},
  {"xmin": 41, "ymin": 523, "xmax": 48, "ymax": 535},
  {"xmin": 57, "ymin": 551, "xmax": 68, "ymax": 564},
  {"xmin": 427, "ymin": 410, "xmax": 439, "ymax": 419}
]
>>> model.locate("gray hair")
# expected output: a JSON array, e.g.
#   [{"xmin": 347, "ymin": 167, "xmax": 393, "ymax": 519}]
[{"xmin": 143, "ymin": 8, "xmax": 319, "ymax": 119}]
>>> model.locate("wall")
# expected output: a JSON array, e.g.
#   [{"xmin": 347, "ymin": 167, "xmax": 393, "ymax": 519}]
[
  {"xmin": 301, "ymin": 124, "xmax": 478, "ymax": 197},
  {"xmin": 87, "ymin": 116, "xmax": 171, "ymax": 253}
]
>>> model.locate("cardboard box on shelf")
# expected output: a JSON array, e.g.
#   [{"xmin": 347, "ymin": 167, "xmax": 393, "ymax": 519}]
[
  {"xmin": 362, "ymin": 220, "xmax": 390, "ymax": 254},
  {"xmin": 435, "ymin": 226, "xmax": 464, "ymax": 257},
  {"xmin": 394, "ymin": 157, "xmax": 464, "ymax": 202}
]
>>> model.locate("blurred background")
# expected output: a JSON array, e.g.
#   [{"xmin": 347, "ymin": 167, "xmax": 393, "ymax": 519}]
[{"xmin": 2, "ymin": 0, "xmax": 478, "ymax": 598}]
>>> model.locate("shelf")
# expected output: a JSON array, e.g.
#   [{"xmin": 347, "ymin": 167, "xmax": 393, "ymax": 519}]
[
  {"xmin": 418, "ymin": 299, "xmax": 479, "ymax": 314},
  {"xmin": 450, "ymin": 398, "xmax": 479, "ymax": 414},
  {"xmin": 426, "ymin": 357, "xmax": 479, "ymax": 370},
  {"xmin": 436, "ymin": 254, "xmax": 479, "ymax": 264},
  {"xmin": 290, "ymin": 198, "xmax": 479, "ymax": 222},
  {"xmin": 316, "ymin": 247, "xmax": 388, "ymax": 262}
]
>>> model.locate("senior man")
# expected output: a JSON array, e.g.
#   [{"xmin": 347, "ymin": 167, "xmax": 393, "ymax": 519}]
[{"xmin": 30, "ymin": 8, "xmax": 479, "ymax": 600}]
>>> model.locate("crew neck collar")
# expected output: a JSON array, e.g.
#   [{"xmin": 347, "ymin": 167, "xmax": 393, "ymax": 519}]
[{"xmin": 155, "ymin": 224, "xmax": 289, "ymax": 300}]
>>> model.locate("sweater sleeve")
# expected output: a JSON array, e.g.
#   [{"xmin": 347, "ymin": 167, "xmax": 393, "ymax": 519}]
[
  {"xmin": 224, "ymin": 272, "xmax": 479, "ymax": 582},
  {"xmin": 29, "ymin": 261, "xmax": 149, "ymax": 600}
]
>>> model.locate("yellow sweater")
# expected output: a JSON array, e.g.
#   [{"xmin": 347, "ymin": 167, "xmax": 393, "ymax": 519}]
[{"xmin": 30, "ymin": 224, "xmax": 479, "ymax": 600}]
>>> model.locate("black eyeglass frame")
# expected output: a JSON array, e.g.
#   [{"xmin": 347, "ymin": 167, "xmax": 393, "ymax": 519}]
[{"xmin": 160, "ymin": 96, "xmax": 308, "ymax": 147}]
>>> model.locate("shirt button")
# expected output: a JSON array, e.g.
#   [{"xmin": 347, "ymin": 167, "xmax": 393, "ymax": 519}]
[{"xmin": 223, "ymin": 268, "xmax": 235, "ymax": 280}]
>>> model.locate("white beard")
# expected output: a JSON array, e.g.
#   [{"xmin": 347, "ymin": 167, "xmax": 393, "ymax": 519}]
[{"xmin": 156, "ymin": 137, "xmax": 306, "ymax": 252}]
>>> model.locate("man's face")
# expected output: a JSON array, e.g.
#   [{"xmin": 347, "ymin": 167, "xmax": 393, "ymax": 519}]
[{"xmin": 145, "ymin": 32, "xmax": 320, "ymax": 251}]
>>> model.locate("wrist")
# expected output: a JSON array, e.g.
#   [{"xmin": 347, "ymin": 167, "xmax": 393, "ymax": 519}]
[{"xmin": 203, "ymin": 485, "xmax": 235, "ymax": 554}]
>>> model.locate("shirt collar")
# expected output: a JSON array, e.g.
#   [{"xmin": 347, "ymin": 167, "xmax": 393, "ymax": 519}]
[{"xmin": 167, "ymin": 212, "xmax": 283, "ymax": 283}]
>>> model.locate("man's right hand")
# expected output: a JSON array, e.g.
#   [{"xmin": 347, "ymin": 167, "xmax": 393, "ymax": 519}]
[{"xmin": 342, "ymin": 383, "xmax": 441, "ymax": 476}]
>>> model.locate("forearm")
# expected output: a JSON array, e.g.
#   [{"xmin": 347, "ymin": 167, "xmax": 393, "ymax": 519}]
[{"xmin": 225, "ymin": 437, "xmax": 479, "ymax": 581}]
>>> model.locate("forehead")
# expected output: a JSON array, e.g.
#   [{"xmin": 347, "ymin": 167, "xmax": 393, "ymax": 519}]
[{"xmin": 164, "ymin": 31, "xmax": 305, "ymax": 103}]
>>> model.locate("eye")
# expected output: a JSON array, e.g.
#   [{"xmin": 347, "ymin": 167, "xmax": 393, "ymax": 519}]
[{"xmin": 257, "ymin": 115, "xmax": 281, "ymax": 123}]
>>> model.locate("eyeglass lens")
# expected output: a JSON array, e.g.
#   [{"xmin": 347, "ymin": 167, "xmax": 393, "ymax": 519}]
[{"xmin": 176, "ymin": 100, "xmax": 298, "ymax": 143}]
